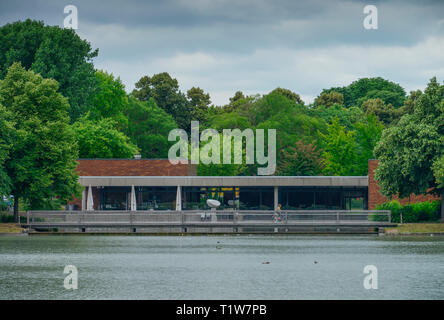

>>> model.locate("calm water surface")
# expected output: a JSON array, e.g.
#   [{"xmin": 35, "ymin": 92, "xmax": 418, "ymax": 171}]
[{"xmin": 0, "ymin": 235, "xmax": 443, "ymax": 299}]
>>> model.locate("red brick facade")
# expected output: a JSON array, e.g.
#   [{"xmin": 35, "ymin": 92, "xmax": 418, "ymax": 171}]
[
  {"xmin": 76, "ymin": 159, "xmax": 196, "ymax": 176},
  {"xmin": 69, "ymin": 158, "xmax": 440, "ymax": 211},
  {"xmin": 69, "ymin": 159, "xmax": 195, "ymax": 210},
  {"xmin": 368, "ymin": 159, "xmax": 441, "ymax": 209}
]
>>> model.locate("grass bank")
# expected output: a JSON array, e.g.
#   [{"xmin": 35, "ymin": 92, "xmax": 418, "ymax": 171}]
[
  {"xmin": 0, "ymin": 223, "xmax": 24, "ymax": 234},
  {"xmin": 385, "ymin": 223, "xmax": 444, "ymax": 235}
]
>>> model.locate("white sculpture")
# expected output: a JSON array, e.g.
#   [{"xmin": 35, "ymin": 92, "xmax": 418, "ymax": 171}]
[{"xmin": 206, "ymin": 199, "xmax": 221, "ymax": 208}]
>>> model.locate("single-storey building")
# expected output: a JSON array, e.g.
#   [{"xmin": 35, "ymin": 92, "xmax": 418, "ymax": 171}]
[{"xmin": 69, "ymin": 159, "xmax": 440, "ymax": 212}]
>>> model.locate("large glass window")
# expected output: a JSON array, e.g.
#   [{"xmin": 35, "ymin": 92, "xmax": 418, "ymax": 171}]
[
  {"xmin": 182, "ymin": 187, "xmax": 239, "ymax": 210},
  {"xmin": 136, "ymin": 187, "xmax": 177, "ymax": 210},
  {"xmin": 279, "ymin": 187, "xmax": 367, "ymax": 210},
  {"xmin": 238, "ymin": 187, "xmax": 274, "ymax": 210},
  {"xmin": 100, "ymin": 187, "xmax": 130, "ymax": 210}
]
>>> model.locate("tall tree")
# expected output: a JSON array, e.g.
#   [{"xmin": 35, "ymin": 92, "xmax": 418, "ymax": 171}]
[
  {"xmin": 269, "ymin": 88, "xmax": 304, "ymax": 105},
  {"xmin": 132, "ymin": 72, "xmax": 191, "ymax": 131},
  {"xmin": 374, "ymin": 77, "xmax": 443, "ymax": 219},
  {"xmin": 361, "ymin": 98, "xmax": 398, "ymax": 125},
  {"xmin": 88, "ymin": 70, "xmax": 128, "ymax": 129},
  {"xmin": 0, "ymin": 103, "xmax": 13, "ymax": 196},
  {"xmin": 276, "ymin": 140, "xmax": 323, "ymax": 176},
  {"xmin": 0, "ymin": 63, "xmax": 81, "ymax": 221},
  {"xmin": 314, "ymin": 91, "xmax": 344, "ymax": 108},
  {"xmin": 0, "ymin": 19, "xmax": 99, "ymax": 122},
  {"xmin": 187, "ymin": 87, "xmax": 211, "ymax": 128},
  {"xmin": 319, "ymin": 117, "xmax": 358, "ymax": 176},
  {"xmin": 73, "ymin": 118, "xmax": 139, "ymax": 159},
  {"xmin": 354, "ymin": 114, "xmax": 384, "ymax": 175},
  {"xmin": 321, "ymin": 77, "xmax": 406, "ymax": 108},
  {"xmin": 123, "ymin": 97, "xmax": 177, "ymax": 158}
]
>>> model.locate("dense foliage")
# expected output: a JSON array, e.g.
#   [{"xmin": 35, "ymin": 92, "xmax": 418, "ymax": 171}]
[
  {"xmin": 0, "ymin": 63, "xmax": 81, "ymax": 219},
  {"xmin": 0, "ymin": 19, "xmax": 442, "ymax": 212},
  {"xmin": 0, "ymin": 20, "xmax": 98, "ymax": 122},
  {"xmin": 375, "ymin": 200, "xmax": 441, "ymax": 223}
]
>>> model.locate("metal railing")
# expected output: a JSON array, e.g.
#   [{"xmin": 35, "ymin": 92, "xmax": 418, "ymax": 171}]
[{"xmin": 22, "ymin": 209, "xmax": 392, "ymax": 229}]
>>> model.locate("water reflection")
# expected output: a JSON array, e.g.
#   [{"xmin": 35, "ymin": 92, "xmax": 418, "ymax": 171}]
[{"xmin": 0, "ymin": 235, "xmax": 443, "ymax": 299}]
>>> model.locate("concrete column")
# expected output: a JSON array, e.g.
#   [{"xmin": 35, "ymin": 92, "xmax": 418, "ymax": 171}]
[
  {"xmin": 176, "ymin": 186, "xmax": 182, "ymax": 211},
  {"xmin": 274, "ymin": 186, "xmax": 279, "ymax": 210},
  {"xmin": 81, "ymin": 188, "xmax": 86, "ymax": 211}
]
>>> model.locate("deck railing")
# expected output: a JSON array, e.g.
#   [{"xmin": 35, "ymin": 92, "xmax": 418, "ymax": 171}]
[{"xmin": 21, "ymin": 209, "xmax": 392, "ymax": 229}]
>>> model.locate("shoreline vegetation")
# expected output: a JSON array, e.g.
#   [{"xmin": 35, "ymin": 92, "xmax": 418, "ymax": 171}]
[
  {"xmin": 385, "ymin": 223, "xmax": 444, "ymax": 235},
  {"xmin": 0, "ymin": 223, "xmax": 24, "ymax": 234}
]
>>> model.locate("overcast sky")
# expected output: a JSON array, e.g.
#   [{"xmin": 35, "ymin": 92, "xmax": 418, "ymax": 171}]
[{"xmin": 1, "ymin": 0, "xmax": 444, "ymax": 105}]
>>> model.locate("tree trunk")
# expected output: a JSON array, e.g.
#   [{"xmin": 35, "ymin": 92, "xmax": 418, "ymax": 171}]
[
  {"xmin": 441, "ymin": 189, "xmax": 444, "ymax": 222},
  {"xmin": 13, "ymin": 196, "xmax": 19, "ymax": 223}
]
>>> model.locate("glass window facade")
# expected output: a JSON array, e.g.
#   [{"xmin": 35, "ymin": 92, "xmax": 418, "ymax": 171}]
[
  {"xmin": 99, "ymin": 187, "xmax": 130, "ymax": 210},
  {"xmin": 136, "ymin": 186, "xmax": 177, "ymax": 210},
  {"xmin": 279, "ymin": 187, "xmax": 367, "ymax": 210},
  {"xmin": 97, "ymin": 186, "xmax": 368, "ymax": 211},
  {"xmin": 99, "ymin": 186, "xmax": 177, "ymax": 211},
  {"xmin": 238, "ymin": 187, "xmax": 274, "ymax": 210},
  {"xmin": 182, "ymin": 187, "xmax": 239, "ymax": 210}
]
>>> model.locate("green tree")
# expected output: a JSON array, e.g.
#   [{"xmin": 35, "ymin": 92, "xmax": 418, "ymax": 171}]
[
  {"xmin": 88, "ymin": 70, "xmax": 128, "ymax": 129},
  {"xmin": 354, "ymin": 114, "xmax": 384, "ymax": 175},
  {"xmin": 123, "ymin": 97, "xmax": 177, "ymax": 158},
  {"xmin": 197, "ymin": 133, "xmax": 249, "ymax": 176},
  {"xmin": 0, "ymin": 20, "xmax": 98, "ymax": 122},
  {"xmin": 0, "ymin": 63, "xmax": 81, "ymax": 221},
  {"xmin": 276, "ymin": 140, "xmax": 323, "ymax": 176},
  {"xmin": 132, "ymin": 72, "xmax": 191, "ymax": 131},
  {"xmin": 319, "ymin": 117, "xmax": 358, "ymax": 176},
  {"xmin": 269, "ymin": 88, "xmax": 304, "ymax": 105},
  {"xmin": 73, "ymin": 118, "xmax": 139, "ymax": 159},
  {"xmin": 361, "ymin": 98, "xmax": 398, "ymax": 125},
  {"xmin": 0, "ymin": 104, "xmax": 13, "ymax": 196},
  {"xmin": 309, "ymin": 105, "xmax": 363, "ymax": 130},
  {"xmin": 314, "ymin": 91, "xmax": 344, "ymax": 108},
  {"xmin": 187, "ymin": 87, "xmax": 211, "ymax": 128},
  {"xmin": 433, "ymin": 155, "xmax": 444, "ymax": 189},
  {"xmin": 374, "ymin": 77, "xmax": 444, "ymax": 218},
  {"xmin": 322, "ymin": 77, "xmax": 406, "ymax": 108}
]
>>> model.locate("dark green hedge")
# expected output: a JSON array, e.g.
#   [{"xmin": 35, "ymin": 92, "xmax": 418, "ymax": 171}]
[{"xmin": 373, "ymin": 200, "xmax": 441, "ymax": 223}]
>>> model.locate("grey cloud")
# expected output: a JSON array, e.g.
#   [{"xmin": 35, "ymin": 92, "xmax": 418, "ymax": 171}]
[{"xmin": 1, "ymin": 0, "xmax": 444, "ymax": 105}]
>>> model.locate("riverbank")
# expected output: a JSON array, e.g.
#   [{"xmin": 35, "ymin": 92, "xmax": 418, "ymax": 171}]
[
  {"xmin": 0, "ymin": 223, "xmax": 24, "ymax": 234},
  {"xmin": 385, "ymin": 223, "xmax": 444, "ymax": 235}
]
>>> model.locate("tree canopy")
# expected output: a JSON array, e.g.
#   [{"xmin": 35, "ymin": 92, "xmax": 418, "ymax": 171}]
[
  {"xmin": 0, "ymin": 19, "xmax": 98, "ymax": 122},
  {"xmin": 374, "ymin": 77, "xmax": 443, "ymax": 202},
  {"xmin": 1, "ymin": 19, "xmax": 442, "ymax": 212},
  {"xmin": 0, "ymin": 63, "xmax": 81, "ymax": 219},
  {"xmin": 123, "ymin": 97, "xmax": 177, "ymax": 158},
  {"xmin": 88, "ymin": 70, "xmax": 129, "ymax": 129},
  {"xmin": 133, "ymin": 72, "xmax": 191, "ymax": 131},
  {"xmin": 320, "ymin": 77, "xmax": 406, "ymax": 108},
  {"xmin": 73, "ymin": 117, "xmax": 139, "ymax": 159}
]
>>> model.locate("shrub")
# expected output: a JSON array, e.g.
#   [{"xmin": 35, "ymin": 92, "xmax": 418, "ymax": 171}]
[
  {"xmin": 411, "ymin": 200, "xmax": 441, "ymax": 221},
  {"xmin": 375, "ymin": 200, "xmax": 441, "ymax": 223},
  {"xmin": 0, "ymin": 214, "xmax": 15, "ymax": 223},
  {"xmin": 373, "ymin": 200, "xmax": 402, "ymax": 222}
]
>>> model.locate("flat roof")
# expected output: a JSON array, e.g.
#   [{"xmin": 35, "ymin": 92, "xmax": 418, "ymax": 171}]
[{"xmin": 79, "ymin": 176, "xmax": 368, "ymax": 187}]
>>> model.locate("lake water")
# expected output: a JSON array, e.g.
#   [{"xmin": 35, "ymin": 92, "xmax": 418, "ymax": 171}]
[{"xmin": 0, "ymin": 235, "xmax": 443, "ymax": 299}]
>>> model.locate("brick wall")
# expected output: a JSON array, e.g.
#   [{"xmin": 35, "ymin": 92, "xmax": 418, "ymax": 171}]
[
  {"xmin": 76, "ymin": 159, "xmax": 196, "ymax": 176},
  {"xmin": 69, "ymin": 159, "xmax": 195, "ymax": 210},
  {"xmin": 368, "ymin": 159, "xmax": 440, "ymax": 209}
]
